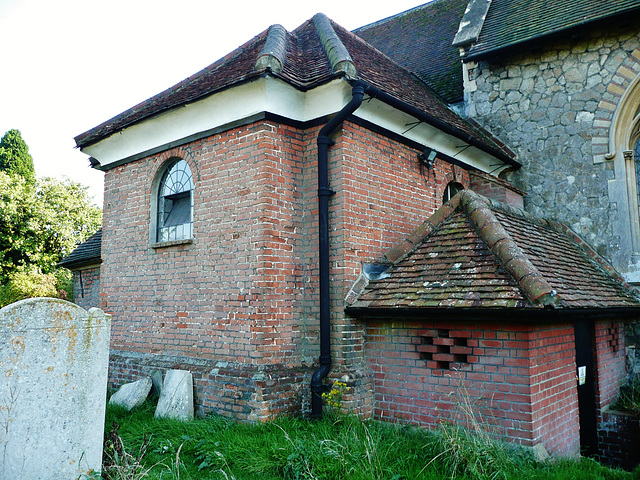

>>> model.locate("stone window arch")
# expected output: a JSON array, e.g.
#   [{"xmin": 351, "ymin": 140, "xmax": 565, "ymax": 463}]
[
  {"xmin": 151, "ymin": 158, "xmax": 194, "ymax": 244},
  {"xmin": 604, "ymin": 68, "xmax": 640, "ymax": 280}
]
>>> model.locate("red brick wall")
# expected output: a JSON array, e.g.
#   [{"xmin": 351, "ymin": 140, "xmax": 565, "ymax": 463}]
[
  {"xmin": 365, "ymin": 319, "xmax": 580, "ymax": 457},
  {"xmin": 72, "ymin": 266, "xmax": 101, "ymax": 311},
  {"xmin": 316, "ymin": 122, "xmax": 470, "ymax": 414},
  {"xmin": 594, "ymin": 320, "xmax": 626, "ymax": 411},
  {"xmin": 528, "ymin": 323, "xmax": 580, "ymax": 455},
  {"xmin": 594, "ymin": 319, "xmax": 633, "ymax": 468},
  {"xmin": 102, "ymin": 117, "xmax": 470, "ymax": 418},
  {"xmin": 102, "ymin": 121, "xmax": 311, "ymax": 419},
  {"xmin": 469, "ymin": 170, "xmax": 525, "ymax": 210}
]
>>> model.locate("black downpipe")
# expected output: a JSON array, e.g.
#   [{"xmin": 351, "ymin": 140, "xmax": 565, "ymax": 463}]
[{"xmin": 310, "ymin": 83, "xmax": 365, "ymax": 418}]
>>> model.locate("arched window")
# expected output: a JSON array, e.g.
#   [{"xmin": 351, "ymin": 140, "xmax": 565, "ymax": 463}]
[
  {"xmin": 632, "ymin": 121, "xmax": 640, "ymax": 221},
  {"xmin": 443, "ymin": 181, "xmax": 464, "ymax": 204},
  {"xmin": 156, "ymin": 159, "xmax": 194, "ymax": 243}
]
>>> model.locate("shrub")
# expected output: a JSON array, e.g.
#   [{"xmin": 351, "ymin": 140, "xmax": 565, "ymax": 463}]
[{"xmin": 0, "ymin": 266, "xmax": 71, "ymax": 308}]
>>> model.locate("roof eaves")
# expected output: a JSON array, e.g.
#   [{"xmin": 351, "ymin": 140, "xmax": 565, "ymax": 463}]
[
  {"xmin": 463, "ymin": 5, "xmax": 640, "ymax": 62},
  {"xmin": 76, "ymin": 71, "xmax": 266, "ymax": 150},
  {"xmin": 356, "ymin": 81, "xmax": 519, "ymax": 167},
  {"xmin": 346, "ymin": 304, "xmax": 640, "ymax": 320}
]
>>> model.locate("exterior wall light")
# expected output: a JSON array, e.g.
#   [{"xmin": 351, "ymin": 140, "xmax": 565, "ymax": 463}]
[{"xmin": 419, "ymin": 147, "xmax": 437, "ymax": 169}]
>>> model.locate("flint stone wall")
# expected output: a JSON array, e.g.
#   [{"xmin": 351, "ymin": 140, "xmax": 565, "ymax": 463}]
[
  {"xmin": 465, "ymin": 21, "xmax": 640, "ymax": 280},
  {"xmin": 0, "ymin": 298, "xmax": 111, "ymax": 480}
]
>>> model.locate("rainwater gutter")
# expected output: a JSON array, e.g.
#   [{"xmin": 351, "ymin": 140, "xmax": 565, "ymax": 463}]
[{"xmin": 310, "ymin": 81, "xmax": 365, "ymax": 418}]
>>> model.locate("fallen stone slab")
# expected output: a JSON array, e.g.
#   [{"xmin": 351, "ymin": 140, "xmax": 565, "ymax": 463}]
[
  {"xmin": 155, "ymin": 369, "xmax": 194, "ymax": 420},
  {"xmin": 109, "ymin": 377, "xmax": 152, "ymax": 410}
]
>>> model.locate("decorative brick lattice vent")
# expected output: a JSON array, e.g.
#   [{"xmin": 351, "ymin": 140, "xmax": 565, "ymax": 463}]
[
  {"xmin": 417, "ymin": 329, "xmax": 473, "ymax": 370},
  {"xmin": 606, "ymin": 323, "xmax": 621, "ymax": 353}
]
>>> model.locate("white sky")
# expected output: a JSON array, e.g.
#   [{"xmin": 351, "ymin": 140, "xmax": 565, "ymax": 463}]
[{"xmin": 0, "ymin": 0, "xmax": 428, "ymax": 206}]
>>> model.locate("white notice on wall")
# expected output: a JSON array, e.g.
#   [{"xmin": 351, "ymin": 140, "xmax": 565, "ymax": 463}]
[{"xmin": 578, "ymin": 366, "xmax": 587, "ymax": 385}]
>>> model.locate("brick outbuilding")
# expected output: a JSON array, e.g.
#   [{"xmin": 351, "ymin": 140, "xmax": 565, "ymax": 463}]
[{"xmin": 346, "ymin": 190, "xmax": 640, "ymax": 456}]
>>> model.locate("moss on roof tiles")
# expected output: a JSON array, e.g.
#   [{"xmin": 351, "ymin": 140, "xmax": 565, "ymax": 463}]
[
  {"xmin": 354, "ymin": 0, "xmax": 468, "ymax": 103},
  {"xmin": 467, "ymin": 0, "xmax": 640, "ymax": 59},
  {"xmin": 348, "ymin": 190, "xmax": 640, "ymax": 313}
]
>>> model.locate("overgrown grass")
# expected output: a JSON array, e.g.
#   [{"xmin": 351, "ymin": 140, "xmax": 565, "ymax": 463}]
[
  {"xmin": 100, "ymin": 398, "xmax": 638, "ymax": 480},
  {"xmin": 611, "ymin": 376, "xmax": 640, "ymax": 416}
]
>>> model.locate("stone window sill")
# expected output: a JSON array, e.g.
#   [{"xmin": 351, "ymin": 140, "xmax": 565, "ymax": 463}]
[{"xmin": 151, "ymin": 238, "xmax": 193, "ymax": 249}]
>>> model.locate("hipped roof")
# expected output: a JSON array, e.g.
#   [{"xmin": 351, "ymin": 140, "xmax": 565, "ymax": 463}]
[
  {"xmin": 59, "ymin": 228, "xmax": 102, "ymax": 270},
  {"xmin": 74, "ymin": 13, "xmax": 512, "ymax": 163},
  {"xmin": 347, "ymin": 190, "xmax": 640, "ymax": 316}
]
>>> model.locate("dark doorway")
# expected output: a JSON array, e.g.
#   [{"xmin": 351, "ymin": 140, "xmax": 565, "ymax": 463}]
[{"xmin": 574, "ymin": 318, "xmax": 598, "ymax": 456}]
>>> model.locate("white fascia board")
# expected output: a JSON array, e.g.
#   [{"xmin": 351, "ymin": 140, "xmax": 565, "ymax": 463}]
[
  {"xmin": 82, "ymin": 76, "xmax": 508, "ymax": 175},
  {"xmin": 353, "ymin": 97, "xmax": 509, "ymax": 175},
  {"xmin": 82, "ymin": 78, "xmax": 352, "ymax": 168}
]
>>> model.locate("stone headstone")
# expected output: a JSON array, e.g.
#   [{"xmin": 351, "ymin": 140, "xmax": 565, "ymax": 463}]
[
  {"xmin": 109, "ymin": 377, "xmax": 152, "ymax": 410},
  {"xmin": 149, "ymin": 369, "xmax": 164, "ymax": 396},
  {"xmin": 0, "ymin": 298, "xmax": 111, "ymax": 479},
  {"xmin": 154, "ymin": 369, "xmax": 194, "ymax": 420}
]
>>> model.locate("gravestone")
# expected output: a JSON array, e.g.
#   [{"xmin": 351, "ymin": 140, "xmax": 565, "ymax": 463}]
[
  {"xmin": 155, "ymin": 369, "xmax": 194, "ymax": 420},
  {"xmin": 0, "ymin": 298, "xmax": 111, "ymax": 480},
  {"xmin": 109, "ymin": 377, "xmax": 152, "ymax": 410}
]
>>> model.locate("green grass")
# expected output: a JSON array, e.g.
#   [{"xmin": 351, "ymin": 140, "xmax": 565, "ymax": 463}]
[{"xmin": 99, "ymin": 398, "xmax": 639, "ymax": 480}]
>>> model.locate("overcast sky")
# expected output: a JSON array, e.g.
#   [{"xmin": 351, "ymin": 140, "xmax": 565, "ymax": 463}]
[{"xmin": 0, "ymin": 0, "xmax": 429, "ymax": 206}]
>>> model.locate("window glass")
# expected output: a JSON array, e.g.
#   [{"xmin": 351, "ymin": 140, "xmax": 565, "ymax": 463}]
[
  {"xmin": 443, "ymin": 181, "xmax": 464, "ymax": 204},
  {"xmin": 157, "ymin": 159, "xmax": 194, "ymax": 242}
]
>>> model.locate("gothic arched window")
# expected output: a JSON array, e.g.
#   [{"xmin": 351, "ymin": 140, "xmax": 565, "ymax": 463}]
[{"xmin": 156, "ymin": 159, "xmax": 194, "ymax": 243}]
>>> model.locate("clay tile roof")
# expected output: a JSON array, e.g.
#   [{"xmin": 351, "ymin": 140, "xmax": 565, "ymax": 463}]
[
  {"xmin": 354, "ymin": 0, "xmax": 468, "ymax": 103},
  {"xmin": 347, "ymin": 190, "xmax": 640, "ymax": 313},
  {"xmin": 74, "ymin": 13, "xmax": 513, "ymax": 164},
  {"xmin": 59, "ymin": 228, "xmax": 102, "ymax": 270},
  {"xmin": 463, "ymin": 0, "xmax": 640, "ymax": 61}
]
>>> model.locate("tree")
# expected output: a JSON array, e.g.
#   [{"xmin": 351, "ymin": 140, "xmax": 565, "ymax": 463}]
[
  {"xmin": 0, "ymin": 129, "xmax": 35, "ymax": 183},
  {"xmin": 0, "ymin": 172, "xmax": 101, "ymax": 305}
]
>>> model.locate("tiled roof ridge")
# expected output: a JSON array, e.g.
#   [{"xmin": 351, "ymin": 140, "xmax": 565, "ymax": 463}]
[
  {"xmin": 335, "ymin": 18, "xmax": 446, "ymax": 101},
  {"xmin": 312, "ymin": 13, "xmax": 357, "ymax": 79},
  {"xmin": 472, "ymin": 192, "xmax": 640, "ymax": 302},
  {"xmin": 459, "ymin": 190, "xmax": 560, "ymax": 306},
  {"xmin": 254, "ymin": 24, "xmax": 289, "ymax": 74},
  {"xmin": 344, "ymin": 195, "xmax": 464, "ymax": 306}
]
